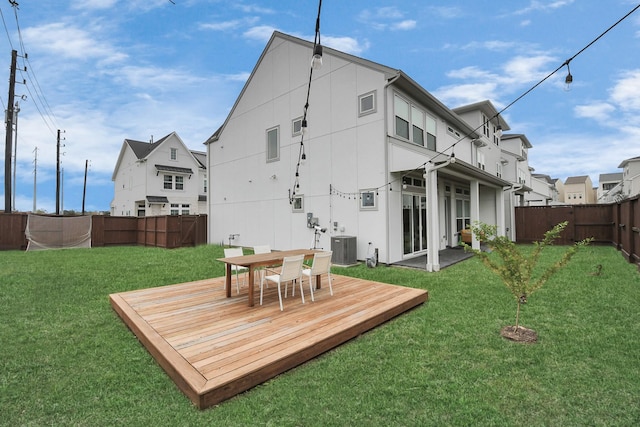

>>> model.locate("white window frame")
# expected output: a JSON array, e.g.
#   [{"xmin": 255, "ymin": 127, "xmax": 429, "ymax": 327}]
[
  {"xmin": 292, "ymin": 117, "xmax": 303, "ymax": 136},
  {"xmin": 360, "ymin": 189, "xmax": 378, "ymax": 211},
  {"xmin": 170, "ymin": 148, "xmax": 178, "ymax": 161},
  {"xmin": 394, "ymin": 93, "xmax": 436, "ymax": 150},
  {"xmin": 175, "ymin": 175, "xmax": 184, "ymax": 190},
  {"xmin": 358, "ymin": 91, "xmax": 376, "ymax": 116},
  {"xmin": 292, "ymin": 195, "xmax": 304, "ymax": 212},
  {"xmin": 266, "ymin": 126, "xmax": 280, "ymax": 162},
  {"xmin": 164, "ymin": 175, "xmax": 173, "ymax": 190},
  {"xmin": 477, "ymin": 152, "xmax": 486, "ymax": 171}
]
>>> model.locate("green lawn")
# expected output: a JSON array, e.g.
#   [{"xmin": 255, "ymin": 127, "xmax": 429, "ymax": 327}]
[{"xmin": 1, "ymin": 244, "xmax": 639, "ymax": 426}]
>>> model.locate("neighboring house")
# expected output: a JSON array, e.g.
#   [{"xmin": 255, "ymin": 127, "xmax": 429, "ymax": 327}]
[
  {"xmin": 527, "ymin": 173, "xmax": 558, "ymax": 206},
  {"xmin": 554, "ymin": 178, "xmax": 565, "ymax": 203},
  {"xmin": 205, "ymin": 31, "xmax": 514, "ymax": 271},
  {"xmin": 618, "ymin": 156, "xmax": 640, "ymax": 199},
  {"xmin": 497, "ymin": 133, "xmax": 533, "ymax": 239},
  {"xmin": 111, "ymin": 132, "xmax": 207, "ymax": 217},
  {"xmin": 597, "ymin": 172, "xmax": 623, "ymax": 203},
  {"xmin": 564, "ymin": 175, "xmax": 595, "ymax": 204}
]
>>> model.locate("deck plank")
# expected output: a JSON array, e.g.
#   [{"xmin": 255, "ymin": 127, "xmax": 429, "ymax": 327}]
[{"xmin": 110, "ymin": 273, "xmax": 428, "ymax": 409}]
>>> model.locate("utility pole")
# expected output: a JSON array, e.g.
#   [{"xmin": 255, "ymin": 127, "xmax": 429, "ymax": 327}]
[
  {"xmin": 33, "ymin": 147, "xmax": 37, "ymax": 212},
  {"xmin": 12, "ymin": 101, "xmax": 20, "ymax": 211},
  {"xmin": 55, "ymin": 129, "xmax": 64, "ymax": 215},
  {"xmin": 4, "ymin": 49, "xmax": 17, "ymax": 213},
  {"xmin": 82, "ymin": 160, "xmax": 88, "ymax": 215}
]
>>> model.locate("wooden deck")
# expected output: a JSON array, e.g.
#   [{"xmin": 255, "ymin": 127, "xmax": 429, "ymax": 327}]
[{"xmin": 110, "ymin": 274, "xmax": 428, "ymax": 409}]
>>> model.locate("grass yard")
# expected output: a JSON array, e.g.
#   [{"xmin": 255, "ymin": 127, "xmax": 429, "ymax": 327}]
[{"xmin": 1, "ymin": 244, "xmax": 639, "ymax": 426}]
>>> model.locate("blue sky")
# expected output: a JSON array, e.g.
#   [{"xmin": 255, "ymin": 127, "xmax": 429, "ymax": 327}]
[{"xmin": 1, "ymin": 0, "xmax": 639, "ymax": 213}]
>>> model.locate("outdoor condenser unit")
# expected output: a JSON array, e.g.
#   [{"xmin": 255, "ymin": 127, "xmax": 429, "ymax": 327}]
[{"xmin": 331, "ymin": 236, "xmax": 356, "ymax": 266}]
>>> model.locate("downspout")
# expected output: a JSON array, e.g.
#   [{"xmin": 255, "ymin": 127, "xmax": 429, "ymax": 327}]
[
  {"xmin": 425, "ymin": 155, "xmax": 455, "ymax": 272},
  {"xmin": 383, "ymin": 72, "xmax": 401, "ymax": 265}
]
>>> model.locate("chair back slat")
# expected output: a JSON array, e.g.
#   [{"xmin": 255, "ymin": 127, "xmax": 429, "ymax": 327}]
[
  {"xmin": 253, "ymin": 245, "xmax": 271, "ymax": 254},
  {"xmin": 279, "ymin": 255, "xmax": 304, "ymax": 282},
  {"xmin": 224, "ymin": 247, "xmax": 243, "ymax": 258},
  {"xmin": 311, "ymin": 251, "xmax": 332, "ymax": 275}
]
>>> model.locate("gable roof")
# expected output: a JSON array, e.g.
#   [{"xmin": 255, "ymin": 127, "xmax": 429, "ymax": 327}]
[
  {"xmin": 565, "ymin": 175, "xmax": 590, "ymax": 185},
  {"xmin": 618, "ymin": 155, "xmax": 640, "ymax": 168},
  {"xmin": 501, "ymin": 133, "xmax": 532, "ymax": 148},
  {"xmin": 599, "ymin": 172, "xmax": 623, "ymax": 182},
  {"xmin": 204, "ymin": 31, "xmax": 479, "ymax": 145},
  {"xmin": 452, "ymin": 100, "xmax": 511, "ymax": 132}
]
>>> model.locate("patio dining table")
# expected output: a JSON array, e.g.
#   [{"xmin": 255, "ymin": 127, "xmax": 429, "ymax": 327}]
[{"xmin": 218, "ymin": 248, "xmax": 322, "ymax": 307}]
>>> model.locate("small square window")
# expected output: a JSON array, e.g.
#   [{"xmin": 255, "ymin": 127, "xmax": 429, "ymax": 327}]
[
  {"xmin": 292, "ymin": 195, "xmax": 304, "ymax": 212},
  {"xmin": 292, "ymin": 117, "xmax": 303, "ymax": 136},
  {"xmin": 360, "ymin": 189, "xmax": 377, "ymax": 210},
  {"xmin": 359, "ymin": 91, "xmax": 376, "ymax": 116}
]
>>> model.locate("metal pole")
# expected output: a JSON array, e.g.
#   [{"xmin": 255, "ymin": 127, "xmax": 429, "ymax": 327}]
[
  {"xmin": 4, "ymin": 50, "xmax": 17, "ymax": 213},
  {"xmin": 82, "ymin": 160, "xmax": 88, "ymax": 215},
  {"xmin": 33, "ymin": 147, "xmax": 37, "ymax": 212},
  {"xmin": 12, "ymin": 101, "xmax": 20, "ymax": 211},
  {"xmin": 56, "ymin": 129, "xmax": 61, "ymax": 215}
]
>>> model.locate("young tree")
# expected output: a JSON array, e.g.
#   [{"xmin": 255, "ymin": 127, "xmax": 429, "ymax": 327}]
[{"xmin": 465, "ymin": 221, "xmax": 592, "ymax": 340}]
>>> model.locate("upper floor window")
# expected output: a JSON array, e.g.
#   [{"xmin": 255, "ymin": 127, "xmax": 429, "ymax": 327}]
[
  {"xmin": 204, "ymin": 177, "xmax": 208, "ymax": 193},
  {"xmin": 170, "ymin": 148, "xmax": 177, "ymax": 161},
  {"xmin": 175, "ymin": 176, "xmax": 184, "ymax": 190},
  {"xmin": 359, "ymin": 91, "xmax": 376, "ymax": 116},
  {"xmin": 482, "ymin": 114, "xmax": 490, "ymax": 138},
  {"xmin": 477, "ymin": 152, "xmax": 486, "ymax": 171},
  {"xmin": 496, "ymin": 162, "xmax": 502, "ymax": 178},
  {"xmin": 164, "ymin": 175, "xmax": 173, "ymax": 189},
  {"xmin": 164, "ymin": 175, "xmax": 184, "ymax": 190},
  {"xmin": 266, "ymin": 126, "xmax": 279, "ymax": 162},
  {"xmin": 395, "ymin": 94, "xmax": 436, "ymax": 150}
]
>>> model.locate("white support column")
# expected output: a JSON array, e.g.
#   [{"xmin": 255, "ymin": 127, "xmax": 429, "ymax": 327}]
[
  {"xmin": 425, "ymin": 166, "xmax": 440, "ymax": 272},
  {"xmin": 469, "ymin": 179, "xmax": 480, "ymax": 250},
  {"xmin": 496, "ymin": 186, "xmax": 506, "ymax": 237}
]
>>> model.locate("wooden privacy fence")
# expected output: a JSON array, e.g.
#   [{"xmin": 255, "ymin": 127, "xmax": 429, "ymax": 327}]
[
  {"xmin": 515, "ymin": 195, "xmax": 640, "ymax": 270},
  {"xmin": 0, "ymin": 214, "xmax": 207, "ymax": 251}
]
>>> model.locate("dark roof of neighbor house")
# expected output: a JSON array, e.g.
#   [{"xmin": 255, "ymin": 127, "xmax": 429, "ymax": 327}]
[
  {"xmin": 599, "ymin": 172, "xmax": 623, "ymax": 182},
  {"xmin": 147, "ymin": 196, "xmax": 169, "ymax": 203},
  {"xmin": 565, "ymin": 175, "xmax": 590, "ymax": 185}
]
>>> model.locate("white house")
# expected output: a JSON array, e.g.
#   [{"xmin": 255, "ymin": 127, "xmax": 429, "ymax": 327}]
[
  {"xmin": 111, "ymin": 132, "xmax": 207, "ymax": 217},
  {"xmin": 597, "ymin": 172, "xmax": 623, "ymax": 203},
  {"xmin": 618, "ymin": 156, "xmax": 640, "ymax": 199},
  {"xmin": 205, "ymin": 32, "xmax": 514, "ymax": 271}
]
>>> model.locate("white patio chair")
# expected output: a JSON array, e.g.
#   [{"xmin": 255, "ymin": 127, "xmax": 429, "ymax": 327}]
[
  {"xmin": 260, "ymin": 254, "xmax": 305, "ymax": 311},
  {"xmin": 224, "ymin": 247, "xmax": 248, "ymax": 294},
  {"xmin": 253, "ymin": 245, "xmax": 273, "ymax": 284},
  {"xmin": 301, "ymin": 251, "xmax": 333, "ymax": 301}
]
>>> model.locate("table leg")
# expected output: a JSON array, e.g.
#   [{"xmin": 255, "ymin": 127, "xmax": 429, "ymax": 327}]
[
  {"xmin": 225, "ymin": 264, "xmax": 232, "ymax": 298},
  {"xmin": 248, "ymin": 266, "xmax": 255, "ymax": 307},
  {"xmin": 315, "ymin": 274, "xmax": 322, "ymax": 290}
]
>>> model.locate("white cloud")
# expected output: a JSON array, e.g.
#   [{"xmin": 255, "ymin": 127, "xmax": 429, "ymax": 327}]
[
  {"xmin": 513, "ymin": 0, "xmax": 576, "ymax": 16},
  {"xmin": 574, "ymin": 103, "xmax": 616, "ymax": 121},
  {"xmin": 392, "ymin": 20, "xmax": 417, "ymax": 31},
  {"xmin": 323, "ymin": 35, "xmax": 369, "ymax": 55},
  {"xmin": 433, "ymin": 83, "xmax": 499, "ymax": 107},
  {"xmin": 243, "ymin": 25, "xmax": 279, "ymax": 42},
  {"xmin": 610, "ymin": 69, "xmax": 640, "ymax": 111},
  {"xmin": 200, "ymin": 17, "xmax": 260, "ymax": 32},
  {"xmin": 358, "ymin": 7, "xmax": 417, "ymax": 31}
]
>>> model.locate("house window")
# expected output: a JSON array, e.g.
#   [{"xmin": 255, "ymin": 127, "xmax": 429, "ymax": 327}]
[
  {"xmin": 477, "ymin": 152, "xmax": 485, "ymax": 170},
  {"xmin": 266, "ymin": 126, "xmax": 279, "ymax": 162},
  {"xmin": 181, "ymin": 204, "xmax": 190, "ymax": 215},
  {"xmin": 394, "ymin": 95, "xmax": 410, "ymax": 139},
  {"xmin": 292, "ymin": 195, "xmax": 304, "ymax": 212},
  {"xmin": 395, "ymin": 94, "xmax": 436, "ymax": 150},
  {"xmin": 171, "ymin": 204, "xmax": 179, "ymax": 215},
  {"xmin": 292, "ymin": 117, "xmax": 303, "ymax": 136},
  {"xmin": 164, "ymin": 175, "xmax": 173, "ymax": 190},
  {"xmin": 482, "ymin": 114, "xmax": 490, "ymax": 138},
  {"xmin": 412, "ymin": 106, "xmax": 425, "ymax": 146},
  {"xmin": 456, "ymin": 198, "xmax": 471, "ymax": 232},
  {"xmin": 175, "ymin": 176, "xmax": 184, "ymax": 190},
  {"xmin": 204, "ymin": 177, "xmax": 207, "ymax": 193},
  {"xmin": 360, "ymin": 189, "xmax": 377, "ymax": 210},
  {"xmin": 170, "ymin": 148, "xmax": 177, "ymax": 161},
  {"xmin": 359, "ymin": 91, "xmax": 376, "ymax": 116},
  {"xmin": 496, "ymin": 162, "xmax": 502, "ymax": 178},
  {"xmin": 426, "ymin": 115, "xmax": 436, "ymax": 151}
]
